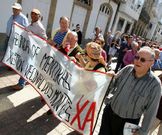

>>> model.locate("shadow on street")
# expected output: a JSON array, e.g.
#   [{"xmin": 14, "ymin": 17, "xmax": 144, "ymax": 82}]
[{"xmin": 0, "ymin": 97, "xmax": 61, "ymax": 135}]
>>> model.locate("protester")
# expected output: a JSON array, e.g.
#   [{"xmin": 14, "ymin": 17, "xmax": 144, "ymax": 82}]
[
  {"xmin": 84, "ymin": 42, "xmax": 106, "ymax": 72},
  {"xmin": 13, "ymin": 8, "xmax": 47, "ymax": 90},
  {"xmin": 152, "ymin": 48, "xmax": 162, "ymax": 70},
  {"xmin": 104, "ymin": 30, "xmax": 113, "ymax": 62},
  {"xmin": 72, "ymin": 24, "xmax": 82, "ymax": 45},
  {"xmin": 115, "ymin": 35, "xmax": 132, "ymax": 73},
  {"xmin": 91, "ymin": 26, "xmax": 103, "ymax": 41},
  {"xmin": 106, "ymin": 30, "xmax": 113, "ymax": 46},
  {"xmin": 59, "ymin": 31, "xmax": 84, "ymax": 61},
  {"xmin": 6, "ymin": 2, "xmax": 29, "ymax": 51},
  {"xmin": 99, "ymin": 46, "xmax": 162, "ymax": 135},
  {"xmin": 123, "ymin": 41, "xmax": 139, "ymax": 66},
  {"xmin": 108, "ymin": 38, "xmax": 119, "ymax": 64},
  {"xmin": 48, "ymin": 16, "xmax": 70, "ymax": 48},
  {"xmin": 76, "ymin": 42, "xmax": 115, "ymax": 78},
  {"xmin": 94, "ymin": 37, "xmax": 107, "ymax": 63}
]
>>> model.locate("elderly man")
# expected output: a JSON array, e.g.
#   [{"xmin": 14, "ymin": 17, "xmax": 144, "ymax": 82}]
[
  {"xmin": 99, "ymin": 46, "xmax": 162, "ymax": 135},
  {"xmin": 6, "ymin": 2, "xmax": 29, "ymax": 52},
  {"xmin": 13, "ymin": 8, "xmax": 47, "ymax": 90},
  {"xmin": 26, "ymin": 8, "xmax": 47, "ymax": 39},
  {"xmin": 59, "ymin": 31, "xmax": 83, "ymax": 57}
]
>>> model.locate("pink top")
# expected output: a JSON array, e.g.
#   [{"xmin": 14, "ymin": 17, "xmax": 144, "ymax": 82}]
[
  {"xmin": 101, "ymin": 49, "xmax": 107, "ymax": 62},
  {"xmin": 123, "ymin": 50, "xmax": 136, "ymax": 65}
]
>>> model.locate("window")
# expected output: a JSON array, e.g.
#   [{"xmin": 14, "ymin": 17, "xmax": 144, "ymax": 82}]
[
  {"xmin": 77, "ymin": 0, "xmax": 91, "ymax": 6},
  {"xmin": 99, "ymin": 5, "xmax": 110, "ymax": 15},
  {"xmin": 124, "ymin": 22, "xmax": 131, "ymax": 33},
  {"xmin": 117, "ymin": 18, "xmax": 124, "ymax": 31}
]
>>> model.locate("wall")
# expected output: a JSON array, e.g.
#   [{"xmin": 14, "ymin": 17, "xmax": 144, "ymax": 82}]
[
  {"xmin": 21, "ymin": 0, "xmax": 51, "ymax": 29},
  {"xmin": 0, "ymin": 0, "xmax": 17, "ymax": 53},
  {"xmin": 52, "ymin": 0, "xmax": 73, "ymax": 32},
  {"xmin": 85, "ymin": 0, "xmax": 117, "ymax": 39},
  {"xmin": 0, "ymin": 0, "xmax": 17, "ymax": 33}
]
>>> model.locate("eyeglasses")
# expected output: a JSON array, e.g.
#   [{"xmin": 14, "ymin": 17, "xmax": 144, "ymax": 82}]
[{"xmin": 134, "ymin": 55, "xmax": 153, "ymax": 63}]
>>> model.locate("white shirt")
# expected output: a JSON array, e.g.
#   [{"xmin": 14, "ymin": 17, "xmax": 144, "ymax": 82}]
[{"xmin": 27, "ymin": 20, "xmax": 47, "ymax": 39}]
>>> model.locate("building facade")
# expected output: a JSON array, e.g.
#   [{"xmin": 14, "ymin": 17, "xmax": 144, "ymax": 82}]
[
  {"xmin": 111, "ymin": 0, "xmax": 143, "ymax": 34},
  {"xmin": 1, "ymin": 0, "xmax": 162, "ymax": 52}
]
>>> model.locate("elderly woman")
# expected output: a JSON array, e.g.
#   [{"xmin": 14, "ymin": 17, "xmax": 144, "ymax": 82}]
[
  {"xmin": 48, "ymin": 16, "xmax": 70, "ymax": 48},
  {"xmin": 84, "ymin": 42, "xmax": 107, "ymax": 72}
]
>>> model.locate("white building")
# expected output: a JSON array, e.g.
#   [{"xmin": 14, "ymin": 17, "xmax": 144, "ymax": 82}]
[
  {"xmin": 0, "ymin": 0, "xmax": 146, "ymax": 51},
  {"xmin": 112, "ymin": 0, "xmax": 143, "ymax": 34},
  {"xmin": 0, "ymin": 0, "xmax": 119, "ymax": 40},
  {"xmin": 146, "ymin": 0, "xmax": 162, "ymax": 40}
]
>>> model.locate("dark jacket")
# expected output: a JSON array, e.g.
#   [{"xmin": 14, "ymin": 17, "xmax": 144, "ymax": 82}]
[
  {"xmin": 157, "ymin": 97, "xmax": 162, "ymax": 120},
  {"xmin": 68, "ymin": 45, "xmax": 83, "ymax": 57}
]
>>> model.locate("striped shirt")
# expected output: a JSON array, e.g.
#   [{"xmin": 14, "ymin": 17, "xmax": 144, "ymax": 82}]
[
  {"xmin": 53, "ymin": 31, "xmax": 67, "ymax": 48},
  {"xmin": 110, "ymin": 65, "xmax": 161, "ymax": 135}
]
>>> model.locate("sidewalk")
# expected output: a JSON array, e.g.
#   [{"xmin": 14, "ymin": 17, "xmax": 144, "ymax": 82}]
[{"xmin": 0, "ymin": 63, "xmax": 105, "ymax": 135}]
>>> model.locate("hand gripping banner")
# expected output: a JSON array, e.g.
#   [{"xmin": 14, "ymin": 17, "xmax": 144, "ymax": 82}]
[{"xmin": 2, "ymin": 22, "xmax": 112, "ymax": 135}]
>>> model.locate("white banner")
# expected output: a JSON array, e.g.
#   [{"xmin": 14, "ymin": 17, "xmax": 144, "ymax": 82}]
[{"xmin": 3, "ymin": 22, "xmax": 111, "ymax": 135}]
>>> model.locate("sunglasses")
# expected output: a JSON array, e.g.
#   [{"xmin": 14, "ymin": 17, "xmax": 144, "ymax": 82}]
[{"xmin": 134, "ymin": 55, "xmax": 153, "ymax": 63}]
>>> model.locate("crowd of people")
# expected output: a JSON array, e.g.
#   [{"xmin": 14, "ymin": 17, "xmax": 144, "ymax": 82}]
[{"xmin": 5, "ymin": 2, "xmax": 162, "ymax": 135}]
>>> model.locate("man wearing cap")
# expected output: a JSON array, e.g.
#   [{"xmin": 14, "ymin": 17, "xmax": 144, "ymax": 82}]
[
  {"xmin": 26, "ymin": 9, "xmax": 47, "ymax": 39},
  {"xmin": 13, "ymin": 8, "xmax": 47, "ymax": 90},
  {"xmin": 6, "ymin": 3, "xmax": 29, "ymax": 37}
]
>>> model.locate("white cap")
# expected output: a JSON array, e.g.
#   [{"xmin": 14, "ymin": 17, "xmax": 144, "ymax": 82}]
[
  {"xmin": 12, "ymin": 3, "xmax": 22, "ymax": 10},
  {"xmin": 31, "ymin": 8, "xmax": 41, "ymax": 15}
]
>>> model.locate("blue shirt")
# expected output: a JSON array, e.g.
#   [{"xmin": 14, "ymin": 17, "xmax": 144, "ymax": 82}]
[
  {"xmin": 152, "ymin": 59, "xmax": 162, "ymax": 70},
  {"xmin": 53, "ymin": 31, "xmax": 67, "ymax": 48},
  {"xmin": 6, "ymin": 12, "xmax": 29, "ymax": 36}
]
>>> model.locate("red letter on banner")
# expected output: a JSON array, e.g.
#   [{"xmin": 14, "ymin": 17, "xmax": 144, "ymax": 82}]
[
  {"xmin": 70, "ymin": 96, "xmax": 96, "ymax": 135},
  {"xmin": 81, "ymin": 102, "xmax": 96, "ymax": 135}
]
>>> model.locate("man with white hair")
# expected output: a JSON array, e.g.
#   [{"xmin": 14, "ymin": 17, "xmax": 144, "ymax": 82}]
[
  {"xmin": 99, "ymin": 46, "xmax": 162, "ymax": 135},
  {"xmin": 59, "ymin": 31, "xmax": 83, "ymax": 58}
]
